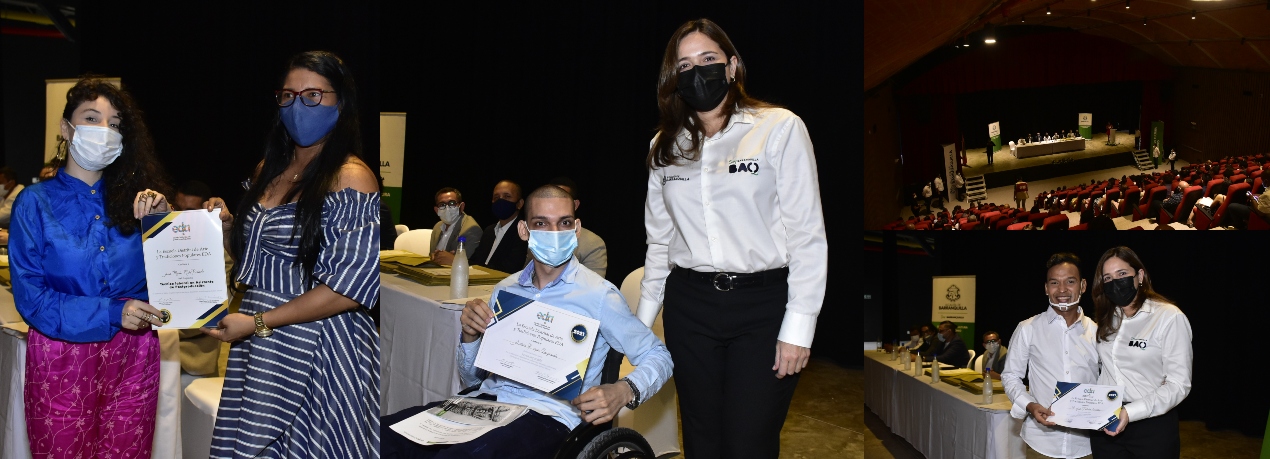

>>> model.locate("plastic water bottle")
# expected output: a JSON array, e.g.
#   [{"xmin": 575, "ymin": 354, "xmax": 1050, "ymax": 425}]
[
  {"xmin": 982, "ymin": 367, "xmax": 994, "ymax": 404},
  {"xmin": 903, "ymin": 349, "xmax": 911, "ymax": 370},
  {"xmin": 930, "ymin": 355, "xmax": 940, "ymax": 383},
  {"xmin": 450, "ymin": 237, "xmax": 469, "ymax": 299},
  {"xmin": 913, "ymin": 353, "xmax": 921, "ymax": 376}
]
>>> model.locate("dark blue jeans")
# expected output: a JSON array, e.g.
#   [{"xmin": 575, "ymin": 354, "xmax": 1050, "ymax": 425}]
[{"xmin": 381, "ymin": 394, "xmax": 570, "ymax": 459}]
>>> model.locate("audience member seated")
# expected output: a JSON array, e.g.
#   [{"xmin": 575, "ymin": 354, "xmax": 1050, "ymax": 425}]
[
  {"xmin": 429, "ymin": 187, "xmax": 483, "ymax": 264},
  {"xmin": 922, "ymin": 321, "xmax": 969, "ymax": 368},
  {"xmin": 469, "ymin": 180, "xmax": 530, "ymax": 275},
  {"xmin": 0, "ymin": 166, "xmax": 27, "ymax": 229}
]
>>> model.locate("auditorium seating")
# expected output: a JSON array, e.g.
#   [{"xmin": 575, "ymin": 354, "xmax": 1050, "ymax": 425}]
[
  {"xmin": 1134, "ymin": 186, "xmax": 1167, "ymax": 221},
  {"xmin": 1158, "ymin": 186, "xmax": 1203, "ymax": 226},
  {"xmin": 1007, "ymin": 222, "xmax": 1031, "ymax": 230},
  {"xmin": 1194, "ymin": 183, "xmax": 1249, "ymax": 229},
  {"xmin": 1041, "ymin": 214, "xmax": 1069, "ymax": 230},
  {"xmin": 1204, "ymin": 179, "xmax": 1224, "ymax": 197}
]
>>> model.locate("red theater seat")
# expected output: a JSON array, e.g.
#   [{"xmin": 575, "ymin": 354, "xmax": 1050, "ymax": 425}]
[
  {"xmin": 1007, "ymin": 222, "xmax": 1031, "ymax": 230},
  {"xmin": 1248, "ymin": 212, "xmax": 1270, "ymax": 230},
  {"xmin": 1194, "ymin": 183, "xmax": 1249, "ymax": 230},
  {"xmin": 1068, "ymin": 223, "xmax": 1089, "ymax": 230},
  {"xmin": 1158, "ymin": 186, "xmax": 1203, "ymax": 226},
  {"xmin": 1041, "ymin": 214, "xmax": 1069, "ymax": 230},
  {"xmin": 1134, "ymin": 186, "xmax": 1167, "ymax": 222},
  {"xmin": 1119, "ymin": 187, "xmax": 1140, "ymax": 218}
]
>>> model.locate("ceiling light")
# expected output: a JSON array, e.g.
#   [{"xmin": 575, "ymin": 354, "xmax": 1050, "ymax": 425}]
[
  {"xmin": 1047, "ymin": 6, "xmax": 1052, "ymax": 15},
  {"xmin": 1022, "ymin": 15, "xmax": 1026, "ymax": 23},
  {"xmin": 1192, "ymin": 11, "xmax": 1196, "ymax": 19},
  {"xmin": 1143, "ymin": 17, "xmax": 1148, "ymax": 25},
  {"xmin": 1125, "ymin": 0, "xmax": 1130, "ymax": 9},
  {"xmin": 984, "ymin": 23, "xmax": 996, "ymax": 44}
]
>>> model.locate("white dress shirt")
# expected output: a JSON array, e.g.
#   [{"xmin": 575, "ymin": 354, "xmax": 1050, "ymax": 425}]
[
  {"xmin": 638, "ymin": 107, "xmax": 827, "ymax": 348},
  {"xmin": 484, "ymin": 219, "xmax": 514, "ymax": 265},
  {"xmin": 1095, "ymin": 298, "xmax": 1193, "ymax": 423},
  {"xmin": 1001, "ymin": 306, "xmax": 1099, "ymax": 459},
  {"xmin": 436, "ymin": 220, "xmax": 457, "ymax": 251}
]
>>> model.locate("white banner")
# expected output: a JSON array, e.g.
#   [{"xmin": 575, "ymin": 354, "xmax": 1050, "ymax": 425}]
[
  {"xmin": 1079, "ymin": 113, "xmax": 1092, "ymax": 127},
  {"xmin": 932, "ymin": 276, "xmax": 975, "ymax": 323},
  {"xmin": 988, "ymin": 121, "xmax": 1000, "ymax": 138},
  {"xmin": 380, "ymin": 112, "xmax": 407, "ymax": 219}
]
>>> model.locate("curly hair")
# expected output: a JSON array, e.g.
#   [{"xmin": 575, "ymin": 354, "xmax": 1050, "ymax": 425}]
[{"xmin": 58, "ymin": 76, "xmax": 172, "ymax": 235}]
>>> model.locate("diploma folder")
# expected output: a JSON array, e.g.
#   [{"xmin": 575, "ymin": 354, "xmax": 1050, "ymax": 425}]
[
  {"xmin": 475, "ymin": 290, "xmax": 597, "ymax": 401},
  {"xmin": 1053, "ymin": 381, "xmax": 1123, "ymax": 431},
  {"xmin": 141, "ymin": 210, "xmax": 229, "ymax": 329}
]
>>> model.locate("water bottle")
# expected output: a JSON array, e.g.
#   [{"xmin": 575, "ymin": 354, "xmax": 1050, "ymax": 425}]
[
  {"xmin": 982, "ymin": 367, "xmax": 994, "ymax": 404},
  {"xmin": 930, "ymin": 355, "xmax": 940, "ymax": 383},
  {"xmin": 450, "ymin": 237, "xmax": 469, "ymax": 299},
  {"xmin": 903, "ymin": 349, "xmax": 911, "ymax": 370}
]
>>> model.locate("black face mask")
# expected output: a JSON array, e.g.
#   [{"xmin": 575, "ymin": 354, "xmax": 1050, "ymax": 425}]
[
  {"xmin": 677, "ymin": 62, "xmax": 731, "ymax": 112},
  {"xmin": 491, "ymin": 199, "xmax": 519, "ymax": 220},
  {"xmin": 1103, "ymin": 277, "xmax": 1138, "ymax": 307}
]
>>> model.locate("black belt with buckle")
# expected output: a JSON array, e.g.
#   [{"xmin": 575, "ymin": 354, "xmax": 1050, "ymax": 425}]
[{"xmin": 672, "ymin": 267, "xmax": 789, "ymax": 291}]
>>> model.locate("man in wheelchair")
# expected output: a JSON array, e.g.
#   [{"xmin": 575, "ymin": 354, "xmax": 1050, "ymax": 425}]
[{"xmin": 382, "ymin": 185, "xmax": 674, "ymax": 458}]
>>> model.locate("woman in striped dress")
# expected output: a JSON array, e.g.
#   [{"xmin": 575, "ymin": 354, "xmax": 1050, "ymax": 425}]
[{"xmin": 202, "ymin": 51, "xmax": 381, "ymax": 458}]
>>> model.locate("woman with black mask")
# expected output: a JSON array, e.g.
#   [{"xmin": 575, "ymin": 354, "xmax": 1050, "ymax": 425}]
[
  {"xmin": 637, "ymin": 18, "xmax": 827, "ymax": 459},
  {"xmin": 1090, "ymin": 246, "xmax": 1193, "ymax": 458}
]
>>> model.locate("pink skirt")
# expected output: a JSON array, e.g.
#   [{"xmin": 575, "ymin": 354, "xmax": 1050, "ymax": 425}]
[{"xmin": 25, "ymin": 327, "xmax": 159, "ymax": 458}]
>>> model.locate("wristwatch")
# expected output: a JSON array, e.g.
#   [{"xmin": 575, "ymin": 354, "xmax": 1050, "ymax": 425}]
[
  {"xmin": 620, "ymin": 377, "xmax": 641, "ymax": 410},
  {"xmin": 253, "ymin": 312, "xmax": 273, "ymax": 338}
]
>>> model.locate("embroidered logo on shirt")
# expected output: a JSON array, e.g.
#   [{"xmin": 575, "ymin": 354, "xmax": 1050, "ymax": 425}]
[
  {"xmin": 1127, "ymin": 339, "xmax": 1148, "ymax": 349},
  {"xmin": 662, "ymin": 175, "xmax": 689, "ymax": 185},
  {"xmin": 728, "ymin": 159, "xmax": 760, "ymax": 175}
]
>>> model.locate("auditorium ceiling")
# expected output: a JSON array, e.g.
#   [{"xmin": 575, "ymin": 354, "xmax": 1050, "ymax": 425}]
[{"xmin": 865, "ymin": 0, "xmax": 1270, "ymax": 92}]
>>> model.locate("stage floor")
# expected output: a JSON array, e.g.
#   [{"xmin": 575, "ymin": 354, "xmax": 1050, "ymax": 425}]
[{"xmin": 964, "ymin": 132, "xmax": 1141, "ymax": 175}]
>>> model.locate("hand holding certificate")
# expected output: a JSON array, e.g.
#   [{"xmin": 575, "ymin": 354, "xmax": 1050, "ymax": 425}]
[
  {"xmin": 472, "ymin": 290, "xmax": 600, "ymax": 401},
  {"xmin": 141, "ymin": 209, "xmax": 229, "ymax": 329},
  {"xmin": 1047, "ymin": 382, "xmax": 1125, "ymax": 430}
]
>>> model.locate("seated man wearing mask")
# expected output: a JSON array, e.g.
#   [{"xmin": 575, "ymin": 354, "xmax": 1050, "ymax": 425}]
[
  {"xmin": 922, "ymin": 320, "xmax": 970, "ymax": 368},
  {"xmin": 539, "ymin": 177, "xmax": 608, "ymax": 278},
  {"xmin": 470, "ymin": 180, "xmax": 529, "ymax": 274},
  {"xmin": 974, "ymin": 330, "xmax": 1008, "ymax": 380},
  {"xmin": 429, "ymin": 187, "xmax": 483, "ymax": 265},
  {"xmin": 380, "ymin": 185, "xmax": 673, "ymax": 457}
]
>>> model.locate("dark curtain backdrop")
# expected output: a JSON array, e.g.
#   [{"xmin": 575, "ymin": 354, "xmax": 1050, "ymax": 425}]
[
  {"xmin": 381, "ymin": 3, "xmax": 847, "ymax": 357},
  {"xmin": 69, "ymin": 1, "xmax": 381, "ymax": 212},
  {"xmin": 872, "ymin": 231, "xmax": 1270, "ymax": 438},
  {"xmin": 893, "ymin": 28, "xmax": 1174, "ymax": 187},
  {"xmin": 0, "ymin": 34, "xmax": 80, "ymax": 182}
]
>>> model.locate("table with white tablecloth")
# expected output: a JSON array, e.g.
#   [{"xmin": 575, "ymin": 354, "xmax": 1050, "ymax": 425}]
[
  {"xmin": 0, "ymin": 288, "xmax": 185, "ymax": 459},
  {"xmin": 1013, "ymin": 138, "xmax": 1086, "ymax": 159},
  {"xmin": 864, "ymin": 351, "xmax": 1026, "ymax": 459},
  {"xmin": 379, "ymin": 273, "xmax": 496, "ymax": 416}
]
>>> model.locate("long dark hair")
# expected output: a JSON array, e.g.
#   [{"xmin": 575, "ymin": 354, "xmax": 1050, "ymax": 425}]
[
  {"xmin": 58, "ymin": 76, "xmax": 172, "ymax": 235},
  {"xmin": 230, "ymin": 51, "xmax": 363, "ymax": 281},
  {"xmin": 1091, "ymin": 246, "xmax": 1174, "ymax": 342},
  {"xmin": 647, "ymin": 18, "xmax": 775, "ymax": 169}
]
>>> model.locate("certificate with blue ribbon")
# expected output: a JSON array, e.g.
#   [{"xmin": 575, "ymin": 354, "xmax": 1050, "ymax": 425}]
[
  {"xmin": 473, "ymin": 290, "xmax": 600, "ymax": 401},
  {"xmin": 1048, "ymin": 382, "xmax": 1125, "ymax": 430},
  {"xmin": 141, "ymin": 209, "xmax": 229, "ymax": 329}
]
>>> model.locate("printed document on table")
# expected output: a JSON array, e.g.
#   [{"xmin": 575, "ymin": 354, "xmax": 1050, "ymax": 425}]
[
  {"xmin": 389, "ymin": 396, "xmax": 529, "ymax": 445},
  {"xmin": 1047, "ymin": 382, "xmax": 1125, "ymax": 430},
  {"xmin": 474, "ymin": 290, "xmax": 600, "ymax": 401},
  {"xmin": 141, "ymin": 209, "xmax": 229, "ymax": 329}
]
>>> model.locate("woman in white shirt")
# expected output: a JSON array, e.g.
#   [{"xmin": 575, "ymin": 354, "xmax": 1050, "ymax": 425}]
[
  {"xmin": 1090, "ymin": 246, "xmax": 1193, "ymax": 458},
  {"xmin": 637, "ymin": 18, "xmax": 827, "ymax": 459}
]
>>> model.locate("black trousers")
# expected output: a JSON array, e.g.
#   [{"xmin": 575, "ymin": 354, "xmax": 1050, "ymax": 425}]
[
  {"xmin": 663, "ymin": 268, "xmax": 799, "ymax": 459},
  {"xmin": 1089, "ymin": 407, "xmax": 1179, "ymax": 459}
]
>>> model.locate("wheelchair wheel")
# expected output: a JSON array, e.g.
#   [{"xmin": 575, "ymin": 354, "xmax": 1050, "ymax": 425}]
[{"xmin": 576, "ymin": 427, "xmax": 655, "ymax": 459}]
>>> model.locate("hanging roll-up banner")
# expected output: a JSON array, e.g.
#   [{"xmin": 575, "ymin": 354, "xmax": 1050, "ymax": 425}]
[
  {"xmin": 1150, "ymin": 121, "xmax": 1164, "ymax": 157},
  {"xmin": 380, "ymin": 112, "xmax": 407, "ymax": 219},
  {"xmin": 1078, "ymin": 113, "xmax": 1093, "ymax": 139},
  {"xmin": 932, "ymin": 275, "xmax": 976, "ymax": 348},
  {"xmin": 942, "ymin": 143, "xmax": 957, "ymax": 201},
  {"xmin": 988, "ymin": 122, "xmax": 1001, "ymax": 153}
]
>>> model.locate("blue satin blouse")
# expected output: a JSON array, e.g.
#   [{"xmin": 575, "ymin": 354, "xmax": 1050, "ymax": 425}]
[{"xmin": 8, "ymin": 169, "xmax": 148, "ymax": 342}]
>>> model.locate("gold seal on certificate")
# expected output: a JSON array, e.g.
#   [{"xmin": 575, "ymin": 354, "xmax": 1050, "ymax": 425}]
[
  {"xmin": 141, "ymin": 209, "xmax": 229, "ymax": 329},
  {"xmin": 1047, "ymin": 382, "xmax": 1125, "ymax": 430}
]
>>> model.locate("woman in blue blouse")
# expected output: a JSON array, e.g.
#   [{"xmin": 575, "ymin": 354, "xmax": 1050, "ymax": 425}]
[
  {"xmin": 9, "ymin": 76, "xmax": 175, "ymax": 457},
  {"xmin": 201, "ymin": 51, "xmax": 381, "ymax": 458}
]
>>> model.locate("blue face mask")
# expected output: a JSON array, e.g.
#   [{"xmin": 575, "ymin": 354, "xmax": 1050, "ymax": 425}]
[
  {"xmin": 527, "ymin": 229, "xmax": 578, "ymax": 267},
  {"xmin": 280, "ymin": 102, "xmax": 339, "ymax": 147}
]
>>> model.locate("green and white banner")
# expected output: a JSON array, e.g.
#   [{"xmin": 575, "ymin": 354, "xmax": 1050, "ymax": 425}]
[
  {"xmin": 988, "ymin": 122, "xmax": 1001, "ymax": 153},
  {"xmin": 1078, "ymin": 113, "xmax": 1093, "ymax": 139},
  {"xmin": 942, "ymin": 143, "xmax": 957, "ymax": 199},
  {"xmin": 380, "ymin": 112, "xmax": 407, "ymax": 220},
  {"xmin": 1150, "ymin": 121, "xmax": 1164, "ymax": 157},
  {"xmin": 932, "ymin": 275, "xmax": 976, "ymax": 349}
]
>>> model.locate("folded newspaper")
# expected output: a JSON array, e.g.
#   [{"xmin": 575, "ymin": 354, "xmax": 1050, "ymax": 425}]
[{"xmin": 389, "ymin": 396, "xmax": 531, "ymax": 445}]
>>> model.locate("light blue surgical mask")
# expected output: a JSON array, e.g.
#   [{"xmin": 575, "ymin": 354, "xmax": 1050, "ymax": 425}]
[{"xmin": 527, "ymin": 229, "xmax": 578, "ymax": 267}]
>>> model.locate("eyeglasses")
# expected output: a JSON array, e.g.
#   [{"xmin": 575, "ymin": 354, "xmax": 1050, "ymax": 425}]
[
  {"xmin": 275, "ymin": 88, "xmax": 337, "ymax": 107},
  {"xmin": 436, "ymin": 200, "xmax": 460, "ymax": 209},
  {"xmin": 984, "ymin": 339, "xmax": 1000, "ymax": 344}
]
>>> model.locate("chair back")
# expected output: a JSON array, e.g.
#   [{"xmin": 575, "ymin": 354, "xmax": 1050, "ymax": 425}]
[
  {"xmin": 394, "ymin": 224, "xmax": 409, "ymax": 237},
  {"xmin": 1248, "ymin": 211, "xmax": 1270, "ymax": 230},
  {"xmin": 965, "ymin": 349, "xmax": 977, "ymax": 369},
  {"xmin": 1006, "ymin": 222, "xmax": 1030, "ymax": 230},
  {"xmin": 1206, "ymin": 179, "xmax": 1223, "ymax": 197},
  {"xmin": 1042, "ymin": 214, "xmax": 1069, "ymax": 230},
  {"xmin": 393, "ymin": 229, "xmax": 433, "ymax": 255}
]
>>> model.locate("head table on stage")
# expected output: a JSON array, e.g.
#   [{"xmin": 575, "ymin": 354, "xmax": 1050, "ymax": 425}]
[
  {"xmin": 863, "ymin": 351, "xmax": 1027, "ymax": 459},
  {"xmin": 1014, "ymin": 138, "xmax": 1086, "ymax": 159}
]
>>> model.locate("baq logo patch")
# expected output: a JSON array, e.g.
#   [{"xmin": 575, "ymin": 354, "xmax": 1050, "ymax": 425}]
[
  {"xmin": 946, "ymin": 285, "xmax": 961, "ymax": 302},
  {"xmin": 728, "ymin": 158, "xmax": 760, "ymax": 175},
  {"xmin": 1107, "ymin": 390, "xmax": 1119, "ymax": 401}
]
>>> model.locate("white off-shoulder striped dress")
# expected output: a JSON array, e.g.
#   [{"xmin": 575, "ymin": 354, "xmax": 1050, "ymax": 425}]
[{"xmin": 210, "ymin": 188, "xmax": 381, "ymax": 458}]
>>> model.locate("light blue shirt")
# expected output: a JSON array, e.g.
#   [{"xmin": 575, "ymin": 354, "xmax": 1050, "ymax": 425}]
[{"xmin": 457, "ymin": 257, "xmax": 673, "ymax": 430}]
